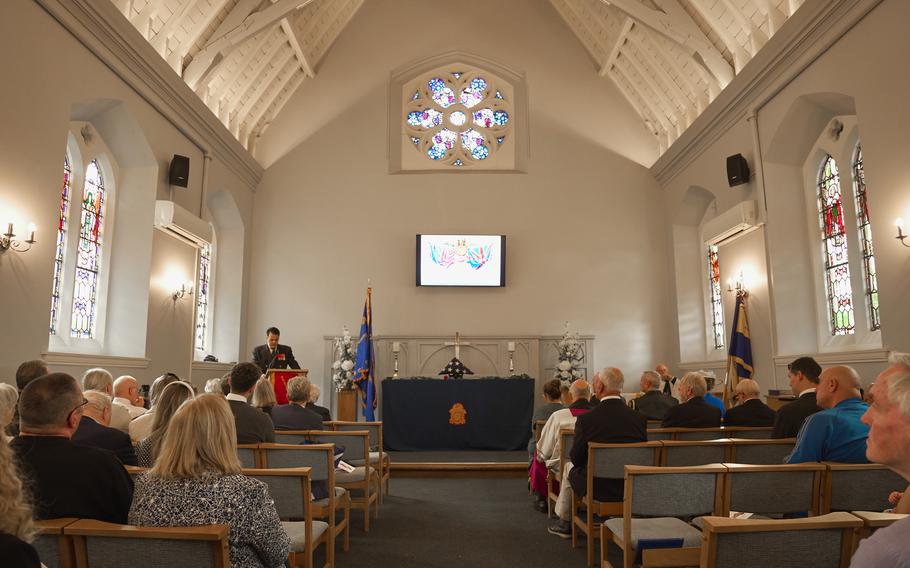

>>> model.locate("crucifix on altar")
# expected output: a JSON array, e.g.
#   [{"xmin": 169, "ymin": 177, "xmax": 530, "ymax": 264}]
[{"xmin": 444, "ymin": 332, "xmax": 471, "ymax": 359}]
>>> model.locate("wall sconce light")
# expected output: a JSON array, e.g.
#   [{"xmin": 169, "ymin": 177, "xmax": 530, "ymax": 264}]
[
  {"xmin": 726, "ymin": 270, "xmax": 748, "ymax": 297},
  {"xmin": 1, "ymin": 222, "xmax": 36, "ymax": 254},
  {"xmin": 172, "ymin": 281, "xmax": 194, "ymax": 301},
  {"xmin": 896, "ymin": 218, "xmax": 910, "ymax": 248}
]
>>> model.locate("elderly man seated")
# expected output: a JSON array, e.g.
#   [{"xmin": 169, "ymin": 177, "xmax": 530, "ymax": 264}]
[
  {"xmin": 271, "ymin": 377, "xmax": 324, "ymax": 431},
  {"xmin": 661, "ymin": 372, "xmax": 722, "ymax": 428},
  {"xmin": 631, "ymin": 370, "xmax": 678, "ymax": 420},
  {"xmin": 786, "ymin": 365, "xmax": 869, "ymax": 464},
  {"xmin": 72, "ymin": 390, "xmax": 138, "ymax": 465},
  {"xmin": 82, "ymin": 368, "xmax": 131, "ymax": 432},
  {"xmin": 112, "ymin": 375, "xmax": 148, "ymax": 420},
  {"xmin": 724, "ymin": 379, "xmax": 776, "ymax": 427},
  {"xmin": 306, "ymin": 384, "xmax": 332, "ymax": 422},
  {"xmin": 529, "ymin": 379, "xmax": 592, "ymax": 512}
]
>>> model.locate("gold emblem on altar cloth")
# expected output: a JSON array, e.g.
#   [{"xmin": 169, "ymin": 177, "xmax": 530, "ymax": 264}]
[{"xmin": 448, "ymin": 403, "xmax": 467, "ymax": 426}]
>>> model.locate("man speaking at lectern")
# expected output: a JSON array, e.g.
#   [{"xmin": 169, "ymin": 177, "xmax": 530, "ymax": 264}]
[{"xmin": 252, "ymin": 327, "xmax": 301, "ymax": 373}]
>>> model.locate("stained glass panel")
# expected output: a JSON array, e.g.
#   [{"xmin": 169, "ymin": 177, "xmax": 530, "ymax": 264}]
[
  {"xmin": 407, "ymin": 109, "xmax": 443, "ymax": 129},
  {"xmin": 817, "ymin": 155, "xmax": 854, "ymax": 335},
  {"xmin": 852, "ymin": 144, "xmax": 879, "ymax": 330},
  {"xmin": 71, "ymin": 160, "xmax": 105, "ymax": 339},
  {"xmin": 195, "ymin": 244, "xmax": 211, "ymax": 351},
  {"xmin": 50, "ymin": 155, "xmax": 72, "ymax": 335},
  {"xmin": 707, "ymin": 244, "xmax": 724, "ymax": 350},
  {"xmin": 427, "ymin": 129, "xmax": 457, "ymax": 160}
]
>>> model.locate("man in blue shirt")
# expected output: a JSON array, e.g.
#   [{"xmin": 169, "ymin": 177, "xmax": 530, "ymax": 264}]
[
  {"xmin": 703, "ymin": 374, "xmax": 726, "ymax": 418},
  {"xmin": 786, "ymin": 365, "xmax": 869, "ymax": 464}
]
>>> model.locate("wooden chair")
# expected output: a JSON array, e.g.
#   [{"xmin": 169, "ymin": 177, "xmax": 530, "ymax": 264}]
[
  {"xmin": 532, "ymin": 419, "xmax": 548, "ymax": 442},
  {"xmin": 601, "ymin": 464, "xmax": 726, "ymax": 568},
  {"xmin": 305, "ymin": 430, "xmax": 379, "ymax": 532},
  {"xmin": 660, "ymin": 439, "xmax": 732, "ymax": 467},
  {"xmin": 236, "ymin": 443, "xmax": 261, "ymax": 468},
  {"xmin": 33, "ymin": 518, "xmax": 78, "ymax": 568},
  {"xmin": 259, "ymin": 443, "xmax": 351, "ymax": 553},
  {"xmin": 850, "ymin": 510, "xmax": 909, "ymax": 551},
  {"xmin": 546, "ymin": 427, "xmax": 574, "ymax": 518},
  {"xmin": 727, "ymin": 438, "xmax": 795, "ymax": 465},
  {"xmin": 698, "ymin": 512, "xmax": 861, "ymax": 567},
  {"xmin": 330, "ymin": 421, "xmax": 390, "ymax": 504},
  {"xmin": 719, "ymin": 426, "xmax": 773, "ymax": 439},
  {"xmin": 573, "ymin": 441, "xmax": 662, "ymax": 567},
  {"xmin": 65, "ymin": 519, "xmax": 230, "ymax": 568},
  {"xmin": 673, "ymin": 428, "xmax": 727, "ymax": 441},
  {"xmin": 645, "ymin": 428, "xmax": 676, "ymax": 441},
  {"xmin": 243, "ymin": 467, "xmax": 331, "ymax": 568},
  {"xmin": 821, "ymin": 463, "xmax": 906, "ymax": 513},
  {"xmin": 720, "ymin": 463, "xmax": 824, "ymax": 518}
]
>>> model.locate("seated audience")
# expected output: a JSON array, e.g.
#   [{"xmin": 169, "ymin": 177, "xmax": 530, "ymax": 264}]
[
  {"xmin": 129, "ymin": 373, "xmax": 180, "ymax": 441},
  {"xmin": 656, "ymin": 363, "xmax": 678, "ymax": 400},
  {"xmin": 529, "ymin": 379, "xmax": 565, "ymax": 461},
  {"xmin": 0, "ymin": 437, "xmax": 40, "ymax": 567},
  {"xmin": 549, "ymin": 368, "xmax": 646, "ymax": 537},
  {"xmin": 8, "ymin": 360, "xmax": 49, "ymax": 437},
  {"xmin": 112, "ymin": 375, "xmax": 148, "ymax": 420},
  {"xmin": 271, "ymin": 377, "xmax": 324, "ymax": 431},
  {"xmin": 530, "ymin": 379, "xmax": 591, "ymax": 512},
  {"xmin": 786, "ymin": 365, "xmax": 869, "ymax": 464},
  {"xmin": 82, "ymin": 368, "xmax": 131, "ymax": 432},
  {"xmin": 251, "ymin": 377, "xmax": 277, "ymax": 416},
  {"xmin": 702, "ymin": 374, "xmax": 726, "ymax": 417},
  {"xmin": 204, "ymin": 377, "xmax": 224, "ymax": 395},
  {"xmin": 129, "ymin": 394, "xmax": 290, "ymax": 567},
  {"xmin": 135, "ymin": 381, "xmax": 195, "ymax": 468},
  {"xmin": 850, "ymin": 353, "xmax": 910, "ymax": 566},
  {"xmin": 724, "ymin": 379, "xmax": 776, "ymax": 427},
  {"xmin": 306, "ymin": 385, "xmax": 332, "ymax": 422},
  {"xmin": 772, "ymin": 356, "xmax": 823, "ymax": 438},
  {"xmin": 11, "ymin": 373, "xmax": 133, "ymax": 523},
  {"xmin": 220, "ymin": 373, "xmax": 232, "ymax": 396},
  {"xmin": 226, "ymin": 363, "xmax": 275, "ymax": 443},
  {"xmin": 630, "ymin": 370, "xmax": 678, "ymax": 420},
  {"xmin": 71, "ymin": 391, "xmax": 138, "ymax": 466},
  {"xmin": 661, "ymin": 372, "xmax": 722, "ymax": 428},
  {"xmin": 0, "ymin": 384, "xmax": 18, "ymax": 441}
]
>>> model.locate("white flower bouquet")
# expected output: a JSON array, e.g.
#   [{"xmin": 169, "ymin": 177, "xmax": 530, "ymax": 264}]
[
  {"xmin": 554, "ymin": 324, "xmax": 583, "ymax": 386},
  {"xmin": 332, "ymin": 326, "xmax": 357, "ymax": 391}
]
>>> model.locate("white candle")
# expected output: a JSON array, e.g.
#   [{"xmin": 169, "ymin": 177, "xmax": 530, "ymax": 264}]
[
  {"xmin": 27, "ymin": 223, "xmax": 36, "ymax": 242},
  {"xmin": 392, "ymin": 341, "xmax": 400, "ymax": 353},
  {"xmin": 507, "ymin": 341, "xmax": 515, "ymax": 352}
]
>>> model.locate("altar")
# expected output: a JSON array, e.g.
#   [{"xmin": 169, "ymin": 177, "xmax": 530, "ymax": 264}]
[{"xmin": 382, "ymin": 377, "xmax": 535, "ymax": 451}]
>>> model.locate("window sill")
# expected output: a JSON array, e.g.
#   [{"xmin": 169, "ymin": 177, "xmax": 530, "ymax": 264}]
[
  {"xmin": 772, "ymin": 348, "xmax": 890, "ymax": 366},
  {"xmin": 42, "ymin": 352, "xmax": 150, "ymax": 369}
]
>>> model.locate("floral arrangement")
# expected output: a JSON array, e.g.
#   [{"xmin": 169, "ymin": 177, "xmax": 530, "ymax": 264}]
[
  {"xmin": 555, "ymin": 323, "xmax": 583, "ymax": 386},
  {"xmin": 332, "ymin": 326, "xmax": 356, "ymax": 391}
]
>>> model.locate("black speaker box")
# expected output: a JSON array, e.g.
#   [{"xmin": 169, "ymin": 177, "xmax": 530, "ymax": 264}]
[
  {"xmin": 168, "ymin": 155, "xmax": 190, "ymax": 187},
  {"xmin": 726, "ymin": 154, "xmax": 750, "ymax": 187}
]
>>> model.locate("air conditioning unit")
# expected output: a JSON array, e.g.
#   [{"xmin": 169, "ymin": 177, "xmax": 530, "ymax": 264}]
[
  {"xmin": 704, "ymin": 200, "xmax": 758, "ymax": 245},
  {"xmin": 154, "ymin": 200, "xmax": 212, "ymax": 247}
]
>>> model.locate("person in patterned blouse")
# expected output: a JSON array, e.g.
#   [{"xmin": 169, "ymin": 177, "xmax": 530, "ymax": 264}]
[{"xmin": 128, "ymin": 394, "xmax": 290, "ymax": 568}]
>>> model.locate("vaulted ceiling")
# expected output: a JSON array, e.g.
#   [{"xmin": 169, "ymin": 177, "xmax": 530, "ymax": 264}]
[{"xmin": 112, "ymin": 0, "xmax": 801, "ymax": 159}]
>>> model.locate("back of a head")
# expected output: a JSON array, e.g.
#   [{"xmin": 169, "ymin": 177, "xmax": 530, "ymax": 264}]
[
  {"xmin": 251, "ymin": 377, "xmax": 277, "ymax": 408},
  {"xmin": 204, "ymin": 378, "xmax": 223, "ymax": 394},
  {"xmin": 82, "ymin": 368, "xmax": 113, "ymax": 393},
  {"xmin": 230, "ymin": 362, "xmax": 261, "ymax": 394},
  {"xmin": 543, "ymin": 379, "xmax": 562, "ymax": 401},
  {"xmin": 19, "ymin": 373, "xmax": 82, "ymax": 432},
  {"xmin": 0, "ymin": 384, "xmax": 19, "ymax": 426},
  {"xmin": 889, "ymin": 352, "xmax": 910, "ymax": 372},
  {"xmin": 601, "ymin": 367, "xmax": 625, "ymax": 393},
  {"xmin": 883, "ymin": 369, "xmax": 910, "ymax": 419},
  {"xmin": 83, "ymin": 390, "xmax": 112, "ymax": 415},
  {"xmin": 150, "ymin": 382, "xmax": 196, "ymax": 434},
  {"xmin": 149, "ymin": 373, "xmax": 180, "ymax": 407},
  {"xmin": 150, "ymin": 394, "xmax": 241, "ymax": 478},
  {"xmin": 681, "ymin": 372, "xmax": 707, "ymax": 398},
  {"xmin": 310, "ymin": 384, "xmax": 321, "ymax": 403},
  {"xmin": 112, "ymin": 375, "xmax": 137, "ymax": 397},
  {"xmin": 640, "ymin": 371, "xmax": 661, "ymax": 391},
  {"xmin": 569, "ymin": 379, "xmax": 591, "ymax": 401},
  {"xmin": 789, "ymin": 357, "xmax": 822, "ymax": 384},
  {"xmin": 735, "ymin": 379, "xmax": 761, "ymax": 399},
  {"xmin": 15, "ymin": 360, "xmax": 49, "ymax": 391},
  {"xmin": 286, "ymin": 377, "xmax": 311, "ymax": 404}
]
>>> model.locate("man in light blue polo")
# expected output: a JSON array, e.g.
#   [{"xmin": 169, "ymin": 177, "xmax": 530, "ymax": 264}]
[{"xmin": 786, "ymin": 365, "xmax": 869, "ymax": 464}]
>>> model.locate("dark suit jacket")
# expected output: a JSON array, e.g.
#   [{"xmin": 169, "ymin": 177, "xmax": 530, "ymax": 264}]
[
  {"xmin": 305, "ymin": 403, "xmax": 332, "ymax": 422},
  {"xmin": 252, "ymin": 344, "xmax": 301, "ymax": 373},
  {"xmin": 72, "ymin": 416, "xmax": 138, "ymax": 466},
  {"xmin": 661, "ymin": 396, "xmax": 722, "ymax": 428},
  {"xmin": 271, "ymin": 404, "xmax": 325, "ymax": 431},
  {"xmin": 772, "ymin": 391, "xmax": 822, "ymax": 438},
  {"xmin": 11, "ymin": 435, "xmax": 133, "ymax": 523},
  {"xmin": 228, "ymin": 399, "xmax": 276, "ymax": 443},
  {"xmin": 724, "ymin": 398, "xmax": 776, "ymax": 427},
  {"xmin": 568, "ymin": 398, "xmax": 648, "ymax": 502},
  {"xmin": 632, "ymin": 390, "xmax": 679, "ymax": 421}
]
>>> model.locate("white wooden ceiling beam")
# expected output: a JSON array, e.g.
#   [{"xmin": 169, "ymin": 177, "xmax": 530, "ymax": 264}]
[
  {"xmin": 149, "ymin": 0, "xmax": 195, "ymax": 57},
  {"xmin": 232, "ymin": 49, "xmax": 296, "ymax": 133},
  {"xmin": 170, "ymin": 0, "xmax": 232, "ymax": 72},
  {"xmin": 608, "ymin": 68, "xmax": 669, "ymax": 150},
  {"xmin": 618, "ymin": 52, "xmax": 683, "ymax": 137},
  {"xmin": 600, "ymin": 17, "xmax": 633, "ymax": 76},
  {"xmin": 560, "ymin": 0, "xmax": 612, "ymax": 66},
  {"xmin": 242, "ymin": 66, "xmax": 300, "ymax": 147},
  {"xmin": 642, "ymin": 29, "xmax": 708, "ymax": 113},
  {"xmin": 674, "ymin": 0, "xmax": 752, "ymax": 70},
  {"xmin": 224, "ymin": 31, "xmax": 287, "ymax": 119},
  {"xmin": 627, "ymin": 30, "xmax": 698, "ymax": 125},
  {"xmin": 755, "ymin": 0, "xmax": 787, "ymax": 34},
  {"xmin": 130, "ymin": 0, "xmax": 169, "ymax": 39},
  {"xmin": 280, "ymin": 18, "xmax": 315, "ymax": 77},
  {"xmin": 718, "ymin": 0, "xmax": 768, "ymax": 53},
  {"xmin": 200, "ymin": 27, "xmax": 272, "ymax": 107},
  {"xmin": 613, "ymin": 57, "xmax": 675, "ymax": 136}
]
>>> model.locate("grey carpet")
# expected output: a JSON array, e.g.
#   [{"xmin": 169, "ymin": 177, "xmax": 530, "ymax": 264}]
[{"xmin": 387, "ymin": 450, "xmax": 527, "ymax": 463}]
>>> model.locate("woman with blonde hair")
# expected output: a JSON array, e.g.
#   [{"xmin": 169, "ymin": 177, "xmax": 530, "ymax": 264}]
[
  {"xmin": 0, "ymin": 437, "xmax": 40, "ymax": 566},
  {"xmin": 251, "ymin": 376, "xmax": 277, "ymax": 416},
  {"xmin": 129, "ymin": 394, "xmax": 289, "ymax": 568},
  {"xmin": 0, "ymin": 383, "xmax": 19, "ymax": 440},
  {"xmin": 134, "ymin": 381, "xmax": 195, "ymax": 467}
]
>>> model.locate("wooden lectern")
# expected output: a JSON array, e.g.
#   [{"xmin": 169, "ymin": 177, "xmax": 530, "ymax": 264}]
[{"xmin": 267, "ymin": 368, "xmax": 307, "ymax": 405}]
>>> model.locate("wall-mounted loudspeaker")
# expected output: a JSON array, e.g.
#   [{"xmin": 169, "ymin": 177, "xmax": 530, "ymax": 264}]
[
  {"xmin": 726, "ymin": 154, "xmax": 750, "ymax": 187},
  {"xmin": 168, "ymin": 155, "xmax": 190, "ymax": 188}
]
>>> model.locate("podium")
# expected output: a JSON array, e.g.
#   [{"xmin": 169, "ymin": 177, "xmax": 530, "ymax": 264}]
[{"xmin": 267, "ymin": 368, "xmax": 307, "ymax": 404}]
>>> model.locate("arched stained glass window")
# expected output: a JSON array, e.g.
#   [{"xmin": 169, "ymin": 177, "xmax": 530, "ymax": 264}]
[
  {"xmin": 50, "ymin": 155, "xmax": 72, "ymax": 335},
  {"xmin": 707, "ymin": 244, "xmax": 724, "ymax": 349},
  {"xmin": 852, "ymin": 145, "xmax": 879, "ymax": 331},
  {"xmin": 817, "ymin": 155, "xmax": 855, "ymax": 335},
  {"xmin": 195, "ymin": 243, "xmax": 212, "ymax": 352},
  {"xmin": 405, "ymin": 71, "xmax": 512, "ymax": 167},
  {"xmin": 71, "ymin": 159, "xmax": 106, "ymax": 338}
]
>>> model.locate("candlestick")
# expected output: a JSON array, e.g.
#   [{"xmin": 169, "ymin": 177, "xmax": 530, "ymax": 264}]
[{"xmin": 507, "ymin": 341, "xmax": 515, "ymax": 352}]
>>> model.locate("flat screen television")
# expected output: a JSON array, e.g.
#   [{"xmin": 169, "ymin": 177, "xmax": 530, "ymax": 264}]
[{"xmin": 416, "ymin": 234, "xmax": 506, "ymax": 287}]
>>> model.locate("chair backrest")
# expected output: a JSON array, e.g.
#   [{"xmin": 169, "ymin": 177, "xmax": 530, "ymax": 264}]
[
  {"xmin": 532, "ymin": 419, "xmax": 547, "ymax": 442},
  {"xmin": 307, "ymin": 430, "xmax": 370, "ymax": 462},
  {"xmin": 699, "ymin": 512, "xmax": 861, "ymax": 568},
  {"xmin": 273, "ymin": 431, "xmax": 311, "ymax": 445},
  {"xmin": 675, "ymin": 428, "xmax": 726, "ymax": 441},
  {"xmin": 728, "ymin": 439, "xmax": 795, "ymax": 465},
  {"xmin": 258, "ymin": 443, "xmax": 333, "ymax": 481},
  {"xmin": 661, "ymin": 439, "xmax": 732, "ymax": 467},
  {"xmin": 332, "ymin": 421, "xmax": 383, "ymax": 450},
  {"xmin": 66, "ymin": 519, "xmax": 230, "ymax": 568},
  {"xmin": 243, "ymin": 467, "xmax": 313, "ymax": 521},
  {"xmin": 646, "ymin": 428, "xmax": 675, "ymax": 441},
  {"xmin": 34, "ymin": 518, "xmax": 78, "ymax": 568},
  {"xmin": 123, "ymin": 465, "xmax": 149, "ymax": 484},
  {"xmin": 626, "ymin": 464, "xmax": 725, "ymax": 518},
  {"xmin": 823, "ymin": 463, "xmax": 906, "ymax": 513},
  {"xmin": 723, "ymin": 463, "xmax": 824, "ymax": 516},
  {"xmin": 236, "ymin": 444, "xmax": 259, "ymax": 469},
  {"xmin": 721, "ymin": 427, "xmax": 773, "ymax": 439},
  {"xmin": 589, "ymin": 442, "xmax": 662, "ymax": 479}
]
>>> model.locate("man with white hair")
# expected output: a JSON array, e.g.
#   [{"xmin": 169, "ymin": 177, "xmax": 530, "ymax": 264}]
[
  {"xmin": 112, "ymin": 375, "xmax": 147, "ymax": 420},
  {"xmin": 786, "ymin": 365, "xmax": 869, "ymax": 464},
  {"xmin": 271, "ymin": 377, "xmax": 324, "ymax": 431},
  {"xmin": 306, "ymin": 384, "xmax": 332, "ymax": 422},
  {"xmin": 72, "ymin": 391, "xmax": 138, "ymax": 465},
  {"xmin": 723, "ymin": 379, "xmax": 776, "ymax": 427},
  {"xmin": 849, "ymin": 353, "xmax": 910, "ymax": 566},
  {"xmin": 631, "ymin": 370, "xmax": 678, "ymax": 420},
  {"xmin": 548, "ymin": 368, "xmax": 647, "ymax": 537},
  {"xmin": 661, "ymin": 372, "xmax": 722, "ymax": 428},
  {"xmin": 82, "ymin": 368, "xmax": 131, "ymax": 432}
]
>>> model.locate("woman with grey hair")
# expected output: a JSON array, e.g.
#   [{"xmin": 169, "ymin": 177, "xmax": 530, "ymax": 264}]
[
  {"xmin": 0, "ymin": 384, "xmax": 19, "ymax": 440},
  {"xmin": 251, "ymin": 377, "xmax": 277, "ymax": 416},
  {"xmin": 204, "ymin": 378, "xmax": 224, "ymax": 396}
]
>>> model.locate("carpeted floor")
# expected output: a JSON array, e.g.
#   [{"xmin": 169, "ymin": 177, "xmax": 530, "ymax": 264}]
[{"xmin": 311, "ymin": 477, "xmax": 624, "ymax": 568}]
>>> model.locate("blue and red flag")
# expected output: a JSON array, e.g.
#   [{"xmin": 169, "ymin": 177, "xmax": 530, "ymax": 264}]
[
  {"xmin": 724, "ymin": 293, "xmax": 754, "ymax": 406},
  {"xmin": 352, "ymin": 287, "xmax": 377, "ymax": 421}
]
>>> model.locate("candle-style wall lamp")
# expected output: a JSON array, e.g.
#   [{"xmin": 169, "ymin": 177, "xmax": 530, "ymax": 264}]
[
  {"xmin": 726, "ymin": 270, "xmax": 748, "ymax": 297},
  {"xmin": 1, "ymin": 220, "xmax": 36, "ymax": 254},
  {"xmin": 172, "ymin": 281, "xmax": 194, "ymax": 301},
  {"xmin": 896, "ymin": 218, "xmax": 910, "ymax": 248}
]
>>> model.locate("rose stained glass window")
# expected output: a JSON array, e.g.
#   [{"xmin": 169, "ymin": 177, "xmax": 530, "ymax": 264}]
[
  {"xmin": 195, "ymin": 244, "xmax": 212, "ymax": 351},
  {"xmin": 707, "ymin": 244, "xmax": 724, "ymax": 349},
  {"xmin": 817, "ymin": 155, "xmax": 855, "ymax": 335},
  {"xmin": 71, "ymin": 160, "xmax": 106, "ymax": 338},
  {"xmin": 50, "ymin": 155, "xmax": 72, "ymax": 335},
  {"xmin": 852, "ymin": 145, "xmax": 879, "ymax": 331},
  {"xmin": 405, "ymin": 72, "xmax": 512, "ymax": 166}
]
